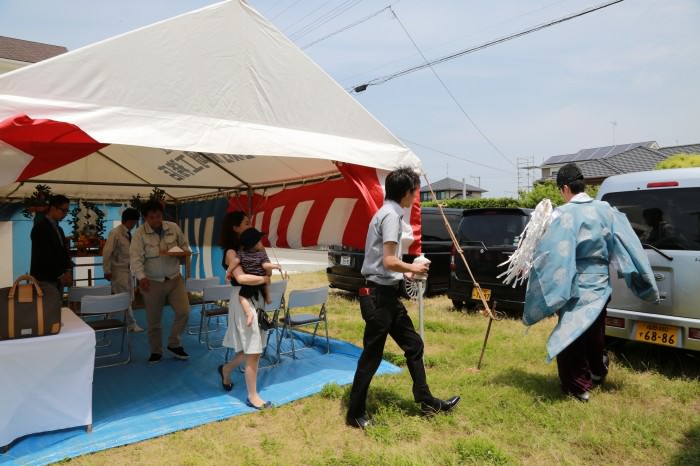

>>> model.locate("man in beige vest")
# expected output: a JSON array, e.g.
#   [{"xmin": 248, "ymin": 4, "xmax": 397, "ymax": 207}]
[
  {"xmin": 103, "ymin": 207, "xmax": 143, "ymax": 332},
  {"xmin": 130, "ymin": 200, "xmax": 191, "ymax": 364}
]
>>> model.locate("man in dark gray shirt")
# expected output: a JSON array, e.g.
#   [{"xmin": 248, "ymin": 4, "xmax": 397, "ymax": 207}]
[{"xmin": 346, "ymin": 167, "xmax": 460, "ymax": 429}]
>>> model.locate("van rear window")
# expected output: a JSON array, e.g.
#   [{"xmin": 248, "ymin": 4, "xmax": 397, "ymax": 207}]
[
  {"xmin": 460, "ymin": 214, "xmax": 528, "ymax": 247},
  {"xmin": 602, "ymin": 187, "xmax": 700, "ymax": 251}
]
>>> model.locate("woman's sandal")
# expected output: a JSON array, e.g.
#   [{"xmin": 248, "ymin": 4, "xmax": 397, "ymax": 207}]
[{"xmin": 218, "ymin": 365, "xmax": 233, "ymax": 392}]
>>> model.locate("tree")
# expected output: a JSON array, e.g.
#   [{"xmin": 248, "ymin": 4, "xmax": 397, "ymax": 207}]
[{"xmin": 655, "ymin": 153, "xmax": 700, "ymax": 169}]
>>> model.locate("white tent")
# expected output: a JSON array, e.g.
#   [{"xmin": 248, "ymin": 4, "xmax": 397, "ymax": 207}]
[{"xmin": 0, "ymin": 0, "xmax": 421, "ymax": 203}]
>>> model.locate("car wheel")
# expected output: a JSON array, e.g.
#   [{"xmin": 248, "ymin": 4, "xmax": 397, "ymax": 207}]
[{"xmin": 451, "ymin": 299, "xmax": 466, "ymax": 310}]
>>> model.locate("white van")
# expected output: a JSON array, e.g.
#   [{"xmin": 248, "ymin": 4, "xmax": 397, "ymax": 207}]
[{"xmin": 597, "ymin": 167, "xmax": 700, "ymax": 351}]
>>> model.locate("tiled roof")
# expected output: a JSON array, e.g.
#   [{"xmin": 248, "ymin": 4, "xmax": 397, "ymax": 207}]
[
  {"xmin": 542, "ymin": 141, "xmax": 658, "ymax": 166},
  {"xmin": 420, "ymin": 177, "xmax": 485, "ymax": 193},
  {"xmin": 575, "ymin": 147, "xmax": 666, "ymax": 179},
  {"xmin": 656, "ymin": 144, "xmax": 700, "ymax": 157},
  {"xmin": 0, "ymin": 36, "xmax": 67, "ymax": 63}
]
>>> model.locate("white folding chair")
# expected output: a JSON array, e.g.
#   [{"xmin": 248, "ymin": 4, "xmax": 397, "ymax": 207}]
[
  {"xmin": 67, "ymin": 285, "xmax": 111, "ymax": 314},
  {"xmin": 200, "ymin": 284, "xmax": 231, "ymax": 349},
  {"xmin": 260, "ymin": 280, "xmax": 288, "ymax": 364},
  {"xmin": 81, "ymin": 292, "xmax": 131, "ymax": 367},
  {"xmin": 185, "ymin": 277, "xmax": 220, "ymax": 334},
  {"xmin": 278, "ymin": 286, "xmax": 330, "ymax": 361}
]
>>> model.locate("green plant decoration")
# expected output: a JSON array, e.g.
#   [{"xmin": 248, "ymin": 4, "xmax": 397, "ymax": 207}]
[
  {"xmin": 129, "ymin": 187, "xmax": 167, "ymax": 213},
  {"xmin": 21, "ymin": 184, "xmax": 53, "ymax": 218}
]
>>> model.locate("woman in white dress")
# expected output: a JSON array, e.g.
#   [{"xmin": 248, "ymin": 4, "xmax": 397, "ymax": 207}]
[{"xmin": 218, "ymin": 211, "xmax": 272, "ymax": 409}]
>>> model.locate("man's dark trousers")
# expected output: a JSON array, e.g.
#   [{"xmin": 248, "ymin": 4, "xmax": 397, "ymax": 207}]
[
  {"xmin": 347, "ymin": 283, "xmax": 432, "ymax": 418},
  {"xmin": 556, "ymin": 304, "xmax": 609, "ymax": 394}
]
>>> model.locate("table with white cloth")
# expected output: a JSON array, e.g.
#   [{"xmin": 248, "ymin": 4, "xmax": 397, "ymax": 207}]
[{"xmin": 0, "ymin": 308, "xmax": 96, "ymax": 450}]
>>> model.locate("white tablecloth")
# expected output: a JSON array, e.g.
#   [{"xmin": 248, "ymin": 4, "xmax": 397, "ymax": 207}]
[{"xmin": 0, "ymin": 308, "xmax": 96, "ymax": 448}]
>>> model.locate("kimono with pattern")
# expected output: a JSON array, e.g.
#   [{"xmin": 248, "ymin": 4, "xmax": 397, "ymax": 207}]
[{"xmin": 523, "ymin": 196, "xmax": 659, "ymax": 362}]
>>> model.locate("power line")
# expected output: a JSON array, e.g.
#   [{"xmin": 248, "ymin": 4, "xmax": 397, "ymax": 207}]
[
  {"xmin": 335, "ymin": 0, "xmax": 571, "ymax": 86},
  {"xmin": 400, "ymin": 137, "xmax": 514, "ymax": 174},
  {"xmin": 348, "ymin": 0, "xmax": 624, "ymax": 91},
  {"xmin": 301, "ymin": 5, "xmax": 392, "ymax": 50},
  {"xmin": 390, "ymin": 7, "xmax": 517, "ymax": 169},
  {"xmin": 270, "ymin": 0, "xmax": 302, "ymax": 21},
  {"xmin": 288, "ymin": 0, "xmax": 366, "ymax": 41}
]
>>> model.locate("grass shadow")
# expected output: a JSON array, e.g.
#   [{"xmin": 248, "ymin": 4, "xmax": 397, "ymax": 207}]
[
  {"xmin": 491, "ymin": 367, "xmax": 561, "ymax": 401},
  {"xmin": 490, "ymin": 367, "xmax": 624, "ymax": 401},
  {"xmin": 669, "ymin": 424, "xmax": 700, "ymax": 466},
  {"xmin": 606, "ymin": 338, "xmax": 700, "ymax": 380},
  {"xmin": 339, "ymin": 384, "xmax": 422, "ymax": 416}
]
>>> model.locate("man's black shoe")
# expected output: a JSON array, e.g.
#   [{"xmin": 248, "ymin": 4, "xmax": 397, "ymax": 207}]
[
  {"xmin": 167, "ymin": 346, "xmax": 189, "ymax": 360},
  {"xmin": 346, "ymin": 414, "xmax": 372, "ymax": 429},
  {"xmin": 420, "ymin": 395, "xmax": 461, "ymax": 416},
  {"xmin": 148, "ymin": 353, "xmax": 162, "ymax": 364}
]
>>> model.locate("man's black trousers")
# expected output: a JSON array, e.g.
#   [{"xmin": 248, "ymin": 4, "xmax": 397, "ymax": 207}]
[{"xmin": 347, "ymin": 282, "xmax": 432, "ymax": 418}]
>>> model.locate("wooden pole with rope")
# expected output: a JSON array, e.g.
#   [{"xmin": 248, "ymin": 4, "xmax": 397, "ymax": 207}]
[{"xmin": 422, "ymin": 174, "xmax": 504, "ymax": 371}]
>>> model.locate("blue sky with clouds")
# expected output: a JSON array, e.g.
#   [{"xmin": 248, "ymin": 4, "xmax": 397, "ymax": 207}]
[{"xmin": 1, "ymin": 0, "xmax": 698, "ymax": 196}]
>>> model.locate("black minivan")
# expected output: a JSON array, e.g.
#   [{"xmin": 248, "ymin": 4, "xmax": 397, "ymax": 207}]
[
  {"xmin": 448, "ymin": 207, "xmax": 533, "ymax": 311},
  {"xmin": 326, "ymin": 207, "xmax": 462, "ymax": 296}
]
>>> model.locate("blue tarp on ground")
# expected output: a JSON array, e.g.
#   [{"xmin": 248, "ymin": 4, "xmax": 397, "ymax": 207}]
[{"xmin": 1, "ymin": 308, "xmax": 399, "ymax": 466}]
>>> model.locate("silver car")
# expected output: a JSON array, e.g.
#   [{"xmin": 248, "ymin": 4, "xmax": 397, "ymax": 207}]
[{"xmin": 597, "ymin": 167, "xmax": 700, "ymax": 351}]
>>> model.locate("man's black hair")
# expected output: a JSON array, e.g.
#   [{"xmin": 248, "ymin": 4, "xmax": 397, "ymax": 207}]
[
  {"xmin": 121, "ymin": 208, "xmax": 140, "ymax": 223},
  {"xmin": 48, "ymin": 194, "xmax": 69, "ymax": 208},
  {"xmin": 141, "ymin": 199, "xmax": 164, "ymax": 216},
  {"xmin": 556, "ymin": 163, "xmax": 585, "ymax": 194},
  {"xmin": 385, "ymin": 167, "xmax": 420, "ymax": 203}
]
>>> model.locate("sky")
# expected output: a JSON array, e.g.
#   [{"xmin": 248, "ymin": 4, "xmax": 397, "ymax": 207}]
[{"xmin": 0, "ymin": 0, "xmax": 698, "ymax": 197}]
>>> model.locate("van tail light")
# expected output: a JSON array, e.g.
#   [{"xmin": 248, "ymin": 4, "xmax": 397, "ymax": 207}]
[
  {"xmin": 605, "ymin": 316, "xmax": 625, "ymax": 328},
  {"xmin": 450, "ymin": 246, "xmax": 456, "ymax": 271},
  {"xmin": 647, "ymin": 181, "xmax": 678, "ymax": 188},
  {"xmin": 689, "ymin": 328, "xmax": 700, "ymax": 340}
]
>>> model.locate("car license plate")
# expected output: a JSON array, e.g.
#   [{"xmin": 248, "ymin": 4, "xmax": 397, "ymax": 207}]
[
  {"xmin": 471, "ymin": 287, "xmax": 491, "ymax": 301},
  {"xmin": 340, "ymin": 255, "xmax": 351, "ymax": 266},
  {"xmin": 635, "ymin": 322, "xmax": 679, "ymax": 347}
]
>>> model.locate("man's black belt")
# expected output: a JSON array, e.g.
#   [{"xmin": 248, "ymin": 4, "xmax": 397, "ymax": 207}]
[{"xmin": 365, "ymin": 280, "xmax": 400, "ymax": 290}]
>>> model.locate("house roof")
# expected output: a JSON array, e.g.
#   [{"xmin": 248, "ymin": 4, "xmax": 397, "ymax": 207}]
[
  {"xmin": 575, "ymin": 146, "xmax": 667, "ymax": 179},
  {"xmin": 420, "ymin": 177, "xmax": 486, "ymax": 193},
  {"xmin": 656, "ymin": 143, "xmax": 700, "ymax": 157},
  {"xmin": 0, "ymin": 36, "xmax": 67, "ymax": 63},
  {"xmin": 542, "ymin": 141, "xmax": 658, "ymax": 166}
]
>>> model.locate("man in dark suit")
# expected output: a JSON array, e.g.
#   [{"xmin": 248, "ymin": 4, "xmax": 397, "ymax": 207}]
[{"xmin": 30, "ymin": 194, "xmax": 74, "ymax": 290}]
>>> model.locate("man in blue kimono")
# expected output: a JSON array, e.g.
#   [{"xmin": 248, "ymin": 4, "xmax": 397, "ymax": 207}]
[{"xmin": 523, "ymin": 163, "xmax": 658, "ymax": 402}]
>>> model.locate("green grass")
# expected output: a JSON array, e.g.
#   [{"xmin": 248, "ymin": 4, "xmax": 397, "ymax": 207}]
[{"xmin": 67, "ymin": 271, "xmax": 700, "ymax": 465}]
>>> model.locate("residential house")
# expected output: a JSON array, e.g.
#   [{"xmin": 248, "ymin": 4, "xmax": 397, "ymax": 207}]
[
  {"xmin": 0, "ymin": 35, "xmax": 67, "ymax": 74},
  {"xmin": 540, "ymin": 141, "xmax": 700, "ymax": 186},
  {"xmin": 419, "ymin": 177, "xmax": 486, "ymax": 202}
]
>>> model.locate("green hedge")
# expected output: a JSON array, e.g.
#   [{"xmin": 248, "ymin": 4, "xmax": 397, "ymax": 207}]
[{"xmin": 421, "ymin": 180, "xmax": 600, "ymax": 210}]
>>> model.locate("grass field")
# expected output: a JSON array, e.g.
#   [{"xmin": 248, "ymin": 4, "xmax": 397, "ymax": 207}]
[{"xmin": 66, "ymin": 271, "xmax": 700, "ymax": 465}]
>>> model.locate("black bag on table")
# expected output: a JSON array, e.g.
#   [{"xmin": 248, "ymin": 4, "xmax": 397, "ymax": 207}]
[{"xmin": 0, "ymin": 274, "xmax": 62, "ymax": 340}]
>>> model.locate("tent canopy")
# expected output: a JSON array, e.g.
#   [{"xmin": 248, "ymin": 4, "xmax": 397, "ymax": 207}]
[{"xmin": 0, "ymin": 0, "xmax": 421, "ymax": 202}]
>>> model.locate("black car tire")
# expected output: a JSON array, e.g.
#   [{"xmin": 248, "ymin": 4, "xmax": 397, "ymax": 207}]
[{"xmin": 451, "ymin": 299, "xmax": 466, "ymax": 310}]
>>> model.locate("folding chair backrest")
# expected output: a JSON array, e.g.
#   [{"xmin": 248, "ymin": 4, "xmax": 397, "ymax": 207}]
[
  {"xmin": 81, "ymin": 292, "xmax": 130, "ymax": 315},
  {"xmin": 67, "ymin": 285, "xmax": 112, "ymax": 311},
  {"xmin": 203, "ymin": 284, "xmax": 234, "ymax": 302},
  {"xmin": 68, "ymin": 285, "xmax": 112, "ymax": 304},
  {"xmin": 264, "ymin": 280, "xmax": 288, "ymax": 312},
  {"xmin": 287, "ymin": 286, "xmax": 329, "ymax": 310},
  {"xmin": 186, "ymin": 277, "xmax": 219, "ymax": 293}
]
